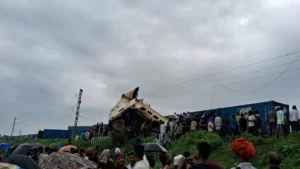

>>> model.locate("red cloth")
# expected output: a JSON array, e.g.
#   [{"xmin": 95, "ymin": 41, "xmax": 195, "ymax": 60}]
[
  {"xmin": 208, "ymin": 160, "xmax": 222, "ymax": 169},
  {"xmin": 232, "ymin": 137, "xmax": 256, "ymax": 160}
]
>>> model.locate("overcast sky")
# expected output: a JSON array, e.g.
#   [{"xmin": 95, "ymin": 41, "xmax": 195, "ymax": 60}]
[{"xmin": 1, "ymin": 0, "xmax": 300, "ymax": 135}]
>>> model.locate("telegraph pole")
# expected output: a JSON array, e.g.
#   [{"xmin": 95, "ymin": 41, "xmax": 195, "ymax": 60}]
[
  {"xmin": 10, "ymin": 118, "xmax": 16, "ymax": 140},
  {"xmin": 72, "ymin": 89, "xmax": 83, "ymax": 138}
]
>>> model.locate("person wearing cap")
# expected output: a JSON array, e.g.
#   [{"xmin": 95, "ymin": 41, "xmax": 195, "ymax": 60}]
[
  {"xmin": 268, "ymin": 152, "xmax": 281, "ymax": 169},
  {"xmin": 127, "ymin": 151, "xmax": 136, "ymax": 169},
  {"xmin": 132, "ymin": 145, "xmax": 150, "ymax": 169},
  {"xmin": 231, "ymin": 138, "xmax": 257, "ymax": 169},
  {"xmin": 174, "ymin": 155, "xmax": 185, "ymax": 169}
]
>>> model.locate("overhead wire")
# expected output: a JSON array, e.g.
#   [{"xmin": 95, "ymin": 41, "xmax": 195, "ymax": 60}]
[
  {"xmin": 215, "ymin": 54, "xmax": 300, "ymax": 94},
  {"xmin": 153, "ymin": 67, "xmax": 300, "ymax": 99},
  {"xmin": 141, "ymin": 50, "xmax": 300, "ymax": 95},
  {"xmin": 145, "ymin": 59, "xmax": 300, "ymax": 97}
]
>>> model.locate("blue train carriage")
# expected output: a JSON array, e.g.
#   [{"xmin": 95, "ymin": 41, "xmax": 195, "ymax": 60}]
[{"xmin": 189, "ymin": 100, "xmax": 289, "ymax": 134}]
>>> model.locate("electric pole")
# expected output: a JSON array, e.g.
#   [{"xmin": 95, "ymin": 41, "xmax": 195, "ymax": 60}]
[
  {"xmin": 10, "ymin": 118, "xmax": 16, "ymax": 140},
  {"xmin": 72, "ymin": 89, "xmax": 83, "ymax": 138}
]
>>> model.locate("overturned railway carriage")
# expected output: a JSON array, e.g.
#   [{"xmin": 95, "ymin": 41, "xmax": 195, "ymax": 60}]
[{"xmin": 109, "ymin": 87, "xmax": 168, "ymax": 143}]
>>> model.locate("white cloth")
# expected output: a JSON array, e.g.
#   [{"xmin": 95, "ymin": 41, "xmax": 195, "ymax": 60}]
[
  {"xmin": 214, "ymin": 116, "xmax": 222, "ymax": 130},
  {"xmin": 289, "ymin": 109, "xmax": 299, "ymax": 122},
  {"xmin": 231, "ymin": 162, "xmax": 257, "ymax": 169},
  {"xmin": 127, "ymin": 164, "xmax": 134, "ymax": 169},
  {"xmin": 133, "ymin": 158, "xmax": 150, "ymax": 169},
  {"xmin": 115, "ymin": 147, "xmax": 121, "ymax": 154},
  {"xmin": 277, "ymin": 110, "xmax": 285, "ymax": 125},
  {"xmin": 190, "ymin": 121, "xmax": 197, "ymax": 130},
  {"xmin": 174, "ymin": 154, "xmax": 185, "ymax": 165},
  {"xmin": 248, "ymin": 115, "xmax": 256, "ymax": 127}
]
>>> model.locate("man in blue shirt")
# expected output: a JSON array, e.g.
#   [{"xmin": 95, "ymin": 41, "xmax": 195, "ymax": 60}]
[
  {"xmin": 56, "ymin": 140, "xmax": 62, "ymax": 150},
  {"xmin": 229, "ymin": 115, "xmax": 238, "ymax": 141}
]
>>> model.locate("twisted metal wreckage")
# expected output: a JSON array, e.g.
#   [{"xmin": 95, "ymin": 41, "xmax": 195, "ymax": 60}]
[{"xmin": 108, "ymin": 87, "xmax": 169, "ymax": 144}]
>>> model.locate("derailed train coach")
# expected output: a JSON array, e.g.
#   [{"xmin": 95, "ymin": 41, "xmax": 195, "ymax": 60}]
[
  {"xmin": 108, "ymin": 87, "xmax": 168, "ymax": 143},
  {"xmin": 189, "ymin": 100, "xmax": 289, "ymax": 134}
]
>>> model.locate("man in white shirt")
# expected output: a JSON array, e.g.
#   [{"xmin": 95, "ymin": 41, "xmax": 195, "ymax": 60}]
[
  {"xmin": 289, "ymin": 105, "xmax": 299, "ymax": 132},
  {"xmin": 248, "ymin": 111, "xmax": 256, "ymax": 135},
  {"xmin": 276, "ymin": 107, "xmax": 285, "ymax": 138},
  {"xmin": 132, "ymin": 145, "xmax": 149, "ymax": 169},
  {"xmin": 214, "ymin": 115, "xmax": 222, "ymax": 133}
]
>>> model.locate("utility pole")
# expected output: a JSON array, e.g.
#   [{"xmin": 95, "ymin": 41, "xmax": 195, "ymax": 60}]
[
  {"xmin": 72, "ymin": 89, "xmax": 83, "ymax": 138},
  {"xmin": 19, "ymin": 130, "xmax": 22, "ymax": 140},
  {"xmin": 10, "ymin": 118, "xmax": 16, "ymax": 140}
]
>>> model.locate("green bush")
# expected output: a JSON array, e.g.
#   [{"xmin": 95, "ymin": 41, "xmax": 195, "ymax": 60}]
[{"xmin": 169, "ymin": 131, "xmax": 222, "ymax": 158}]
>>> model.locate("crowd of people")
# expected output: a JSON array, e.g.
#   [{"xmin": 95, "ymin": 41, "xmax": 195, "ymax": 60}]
[
  {"xmin": 2, "ymin": 105, "xmax": 298, "ymax": 169},
  {"xmin": 76, "ymin": 122, "xmax": 110, "ymax": 141},
  {"xmin": 0, "ymin": 136, "xmax": 284, "ymax": 169},
  {"xmin": 162, "ymin": 105, "xmax": 299, "ymax": 142}
]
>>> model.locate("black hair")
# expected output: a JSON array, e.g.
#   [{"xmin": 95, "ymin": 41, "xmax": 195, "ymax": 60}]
[
  {"xmin": 70, "ymin": 148, "xmax": 76, "ymax": 154},
  {"xmin": 147, "ymin": 156, "xmax": 155, "ymax": 167},
  {"xmin": 115, "ymin": 153, "xmax": 124, "ymax": 160},
  {"xmin": 134, "ymin": 145, "xmax": 144, "ymax": 159},
  {"xmin": 197, "ymin": 142, "xmax": 211, "ymax": 160},
  {"xmin": 184, "ymin": 152, "xmax": 190, "ymax": 158},
  {"xmin": 45, "ymin": 147, "xmax": 50, "ymax": 153},
  {"xmin": 128, "ymin": 151, "xmax": 134, "ymax": 156},
  {"xmin": 269, "ymin": 152, "xmax": 281, "ymax": 165},
  {"xmin": 38, "ymin": 146, "xmax": 44, "ymax": 153},
  {"xmin": 241, "ymin": 114, "xmax": 244, "ymax": 117},
  {"xmin": 159, "ymin": 152, "xmax": 168, "ymax": 164},
  {"xmin": 293, "ymin": 105, "xmax": 297, "ymax": 110}
]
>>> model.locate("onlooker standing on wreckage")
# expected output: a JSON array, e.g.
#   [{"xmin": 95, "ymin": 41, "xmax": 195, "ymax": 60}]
[{"xmin": 289, "ymin": 105, "xmax": 299, "ymax": 132}]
